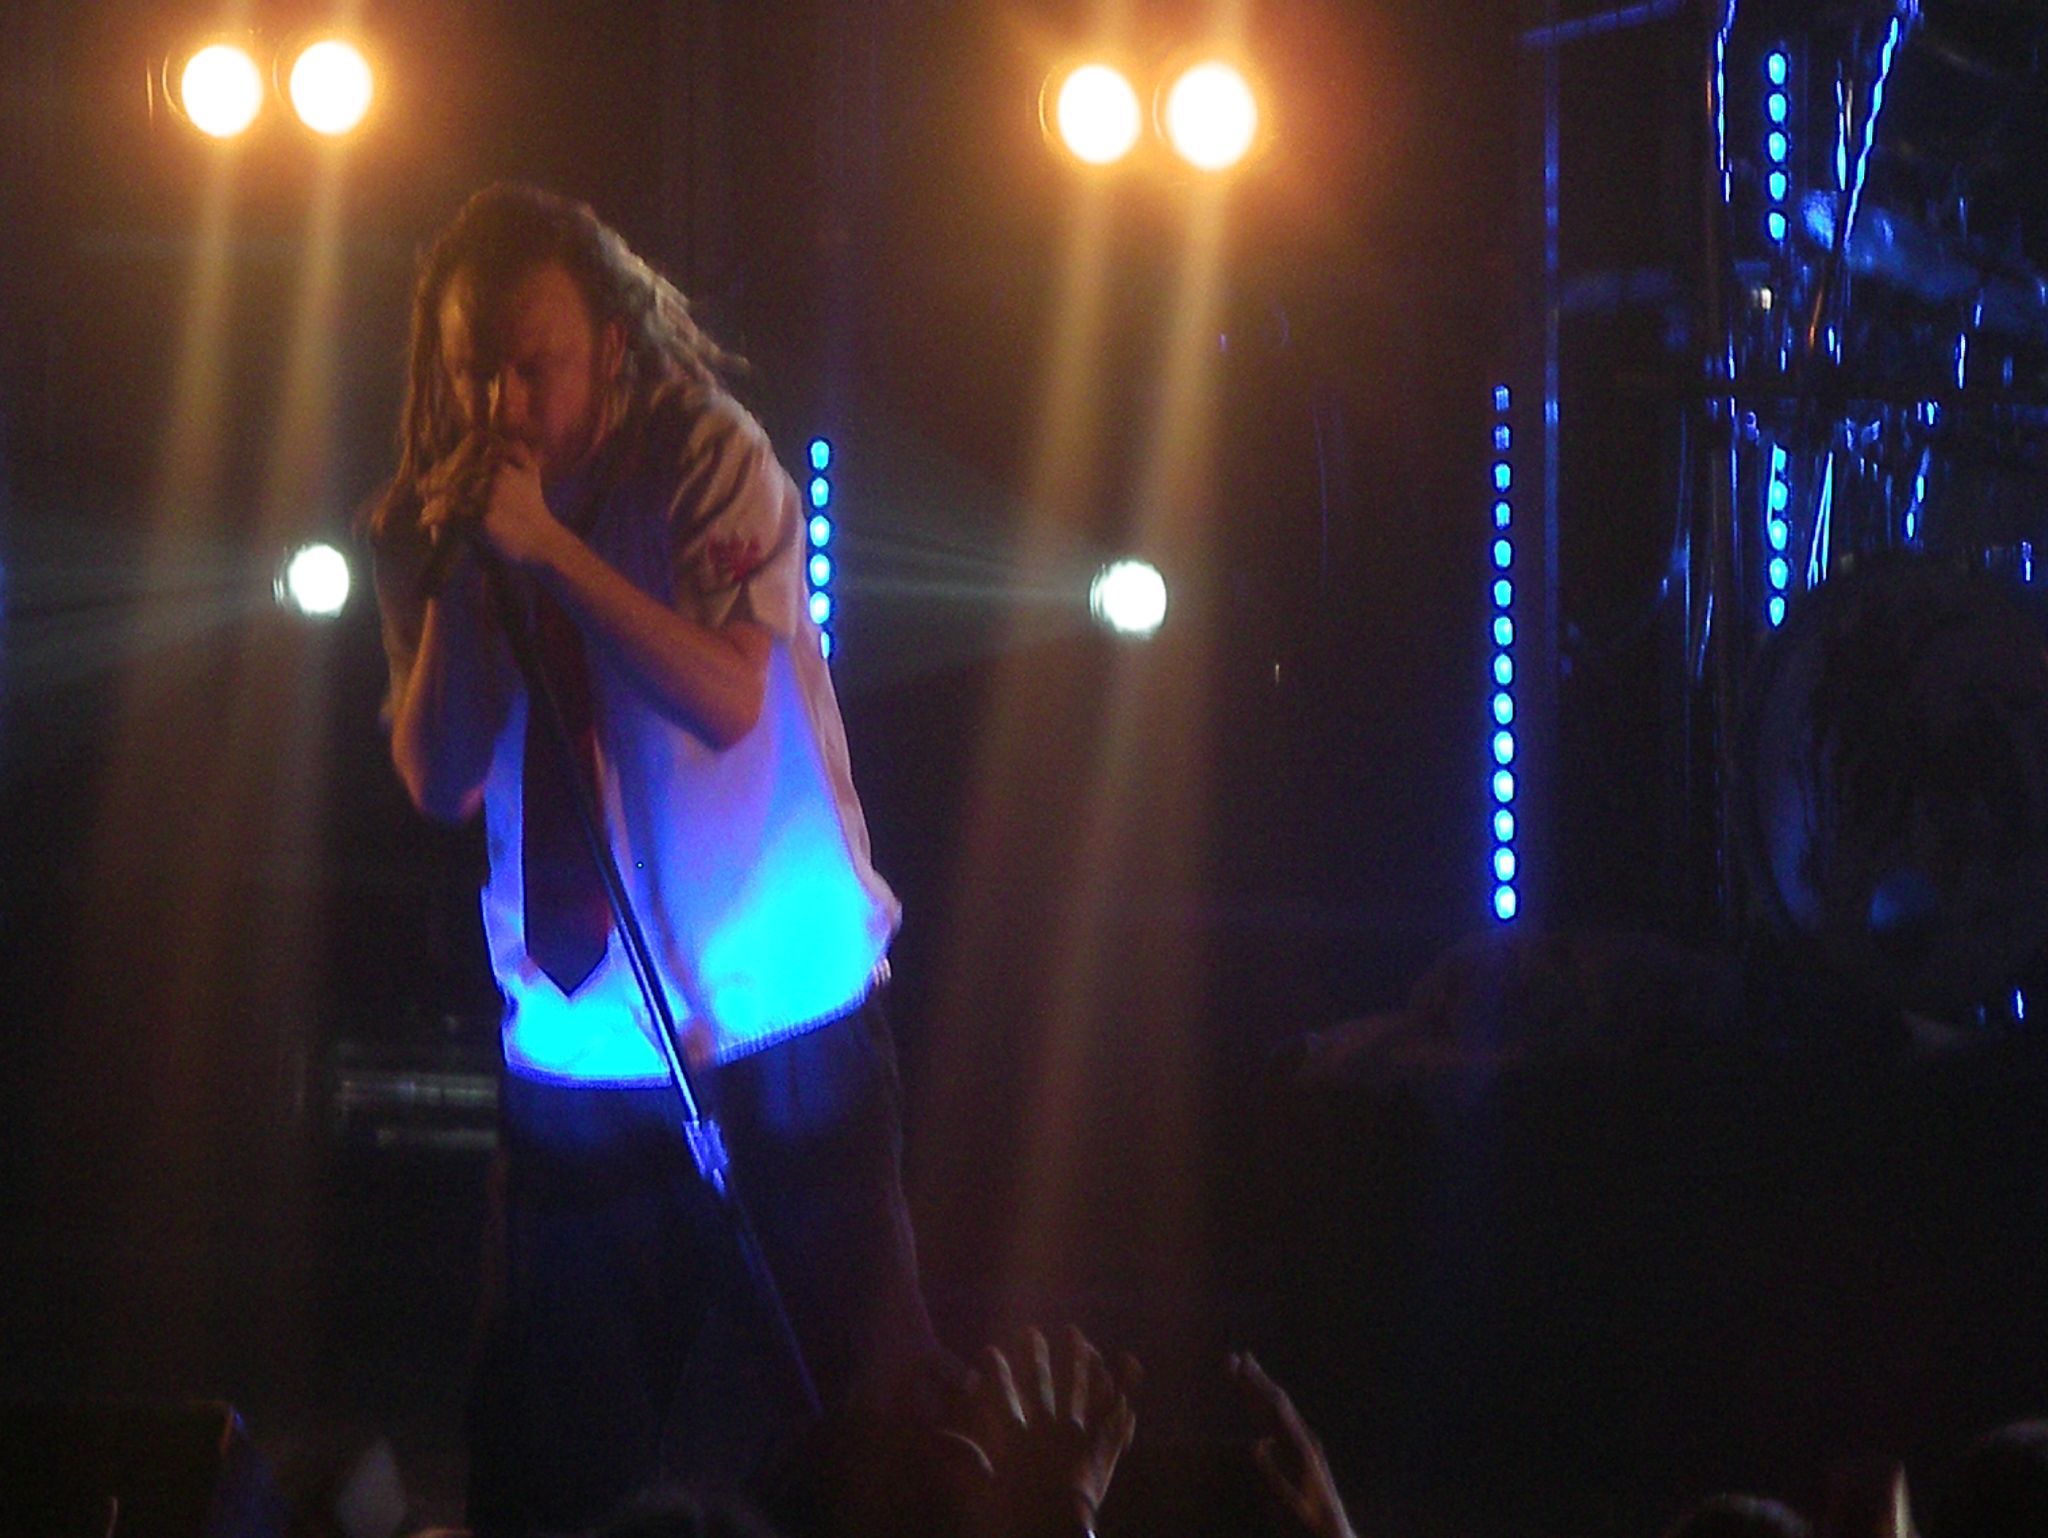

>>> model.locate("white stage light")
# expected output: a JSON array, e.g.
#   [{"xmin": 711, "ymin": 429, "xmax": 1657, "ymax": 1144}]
[
  {"xmin": 1090, "ymin": 558, "xmax": 1168, "ymax": 639},
  {"xmin": 278, "ymin": 542, "xmax": 352, "ymax": 618}
]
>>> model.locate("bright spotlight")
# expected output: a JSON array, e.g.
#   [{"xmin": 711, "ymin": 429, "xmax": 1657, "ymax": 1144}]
[
  {"xmin": 1049, "ymin": 64, "xmax": 1142, "ymax": 166},
  {"xmin": 1090, "ymin": 558, "xmax": 1168, "ymax": 639},
  {"xmin": 1160, "ymin": 60, "xmax": 1260, "ymax": 172},
  {"xmin": 287, "ymin": 39, "xmax": 374, "ymax": 136},
  {"xmin": 179, "ymin": 43, "xmax": 265, "ymax": 139},
  {"xmin": 278, "ymin": 542, "xmax": 352, "ymax": 619}
]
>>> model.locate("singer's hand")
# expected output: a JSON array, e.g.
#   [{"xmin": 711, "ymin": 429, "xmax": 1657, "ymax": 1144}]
[{"xmin": 467, "ymin": 440, "xmax": 570, "ymax": 573}]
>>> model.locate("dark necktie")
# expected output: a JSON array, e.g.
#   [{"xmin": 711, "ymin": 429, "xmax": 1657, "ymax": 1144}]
[{"xmin": 522, "ymin": 593, "xmax": 612, "ymax": 992}]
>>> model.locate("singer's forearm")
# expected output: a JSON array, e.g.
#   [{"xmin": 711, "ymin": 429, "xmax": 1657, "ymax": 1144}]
[
  {"xmin": 389, "ymin": 569, "xmax": 511, "ymax": 822},
  {"xmin": 532, "ymin": 523, "xmax": 770, "ymax": 750}
]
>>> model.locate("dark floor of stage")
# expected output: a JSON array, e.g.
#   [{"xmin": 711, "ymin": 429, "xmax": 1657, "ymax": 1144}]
[{"xmin": 7, "ymin": 949, "xmax": 2048, "ymax": 1537}]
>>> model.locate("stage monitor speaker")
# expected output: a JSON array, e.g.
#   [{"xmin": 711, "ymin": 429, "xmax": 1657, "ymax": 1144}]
[{"xmin": 0, "ymin": 1399, "xmax": 286, "ymax": 1538}]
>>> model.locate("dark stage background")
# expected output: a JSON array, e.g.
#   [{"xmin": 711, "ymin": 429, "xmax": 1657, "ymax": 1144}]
[{"xmin": 3, "ymin": 2, "xmax": 2046, "ymax": 1535}]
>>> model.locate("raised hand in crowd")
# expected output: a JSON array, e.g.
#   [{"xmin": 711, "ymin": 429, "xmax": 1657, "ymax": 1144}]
[
  {"xmin": 1228, "ymin": 1351, "xmax": 1360, "ymax": 1538},
  {"xmin": 941, "ymin": 1327, "xmax": 1140, "ymax": 1538}
]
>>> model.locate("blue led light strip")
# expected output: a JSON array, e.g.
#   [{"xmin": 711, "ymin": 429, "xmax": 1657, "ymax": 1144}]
[
  {"xmin": 1489, "ymin": 384, "xmax": 1519, "ymax": 924},
  {"xmin": 806, "ymin": 438, "xmax": 835, "ymax": 659},
  {"xmin": 1765, "ymin": 443, "xmax": 1792, "ymax": 628},
  {"xmin": 1764, "ymin": 46, "xmax": 1791, "ymax": 250}
]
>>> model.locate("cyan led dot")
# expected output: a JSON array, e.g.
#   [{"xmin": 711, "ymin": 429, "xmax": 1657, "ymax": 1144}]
[
  {"xmin": 1494, "ymin": 809, "xmax": 1516, "ymax": 843},
  {"xmin": 1494, "ymin": 539, "xmax": 1513, "ymax": 569},
  {"xmin": 1494, "ymin": 425, "xmax": 1512, "ymax": 451},
  {"xmin": 1769, "ymin": 557, "xmax": 1790, "ymax": 589},
  {"xmin": 808, "ymin": 515, "xmax": 833, "ymax": 547},
  {"xmin": 1769, "ymin": 170, "xmax": 1789, "ymax": 201},
  {"xmin": 809, "ymin": 438, "xmax": 832, "ymax": 471},
  {"xmin": 1493, "ymin": 692, "xmax": 1514, "ymax": 725},
  {"xmin": 1493, "ymin": 770, "xmax": 1516, "ymax": 804},
  {"xmin": 1494, "ymin": 385, "xmax": 1511, "ymax": 412},
  {"xmin": 1769, "ymin": 131, "xmax": 1788, "ymax": 162},
  {"xmin": 1495, "ymin": 501, "xmax": 1513, "ymax": 529},
  {"xmin": 1494, "ymin": 848, "xmax": 1517, "ymax": 882},
  {"xmin": 1769, "ymin": 519, "xmax": 1788, "ymax": 551},
  {"xmin": 1494, "ymin": 579, "xmax": 1513, "ymax": 609},
  {"xmin": 1768, "ymin": 210, "xmax": 1788, "ymax": 241},
  {"xmin": 1770, "ymin": 481, "xmax": 1789, "ymax": 511},
  {"xmin": 1768, "ymin": 92, "xmax": 1787, "ymax": 123},
  {"xmin": 1767, "ymin": 51, "xmax": 1788, "ymax": 85},
  {"xmin": 809, "ymin": 553, "xmax": 832, "ymax": 586},
  {"xmin": 809, "ymin": 591, "xmax": 833, "ymax": 623},
  {"xmin": 1494, "ymin": 462, "xmax": 1512, "ymax": 492},
  {"xmin": 1493, "ymin": 730, "xmax": 1516, "ymax": 766},
  {"xmin": 1768, "ymin": 595, "xmax": 1787, "ymax": 627},
  {"xmin": 1494, "ymin": 885, "xmax": 1519, "ymax": 921},
  {"xmin": 1493, "ymin": 653, "xmax": 1514, "ymax": 686},
  {"xmin": 820, "ymin": 630, "xmax": 834, "ymax": 659},
  {"xmin": 1494, "ymin": 616, "xmax": 1515, "ymax": 647}
]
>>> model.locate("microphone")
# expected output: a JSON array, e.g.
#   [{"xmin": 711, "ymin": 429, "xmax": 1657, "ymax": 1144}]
[{"xmin": 414, "ymin": 448, "xmax": 497, "ymax": 601}]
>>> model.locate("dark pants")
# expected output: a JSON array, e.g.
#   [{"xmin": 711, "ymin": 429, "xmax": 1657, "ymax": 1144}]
[{"xmin": 465, "ymin": 999, "xmax": 936, "ymax": 1536}]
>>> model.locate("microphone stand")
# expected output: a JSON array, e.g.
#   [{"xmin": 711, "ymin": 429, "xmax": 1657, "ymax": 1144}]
[{"xmin": 471, "ymin": 542, "xmax": 821, "ymax": 1418}]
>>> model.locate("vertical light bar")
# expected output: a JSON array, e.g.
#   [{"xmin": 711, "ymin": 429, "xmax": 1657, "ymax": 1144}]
[
  {"xmin": 806, "ymin": 437, "xmax": 835, "ymax": 659},
  {"xmin": 1764, "ymin": 47, "xmax": 1791, "ymax": 250},
  {"xmin": 1766, "ymin": 442, "xmax": 1792, "ymax": 627},
  {"xmin": 1489, "ymin": 383, "xmax": 1519, "ymax": 924}
]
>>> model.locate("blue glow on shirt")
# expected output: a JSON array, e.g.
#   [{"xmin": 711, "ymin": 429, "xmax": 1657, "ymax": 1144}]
[
  {"xmin": 809, "ymin": 438, "xmax": 832, "ymax": 471},
  {"xmin": 809, "ymin": 477, "xmax": 831, "ymax": 508},
  {"xmin": 1493, "ymin": 770, "xmax": 1516, "ymax": 804},
  {"xmin": 809, "ymin": 514, "xmax": 833, "ymax": 547}
]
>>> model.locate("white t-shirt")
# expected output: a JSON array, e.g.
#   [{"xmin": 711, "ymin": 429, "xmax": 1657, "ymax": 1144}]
[{"xmin": 455, "ymin": 387, "xmax": 898, "ymax": 1082}]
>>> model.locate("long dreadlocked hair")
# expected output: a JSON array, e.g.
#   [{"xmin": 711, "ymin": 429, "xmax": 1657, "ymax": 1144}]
[{"xmin": 370, "ymin": 182, "xmax": 741, "ymax": 536}]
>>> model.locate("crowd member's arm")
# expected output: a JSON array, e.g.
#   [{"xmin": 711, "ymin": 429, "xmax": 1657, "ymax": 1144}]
[
  {"xmin": 464, "ymin": 437, "xmax": 771, "ymax": 750},
  {"xmin": 942, "ymin": 1328, "xmax": 1139, "ymax": 1538},
  {"xmin": 1229, "ymin": 1351, "xmax": 1361, "ymax": 1538}
]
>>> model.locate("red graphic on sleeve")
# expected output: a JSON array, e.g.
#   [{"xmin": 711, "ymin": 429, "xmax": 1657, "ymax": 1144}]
[{"xmin": 704, "ymin": 533, "xmax": 767, "ymax": 587}]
